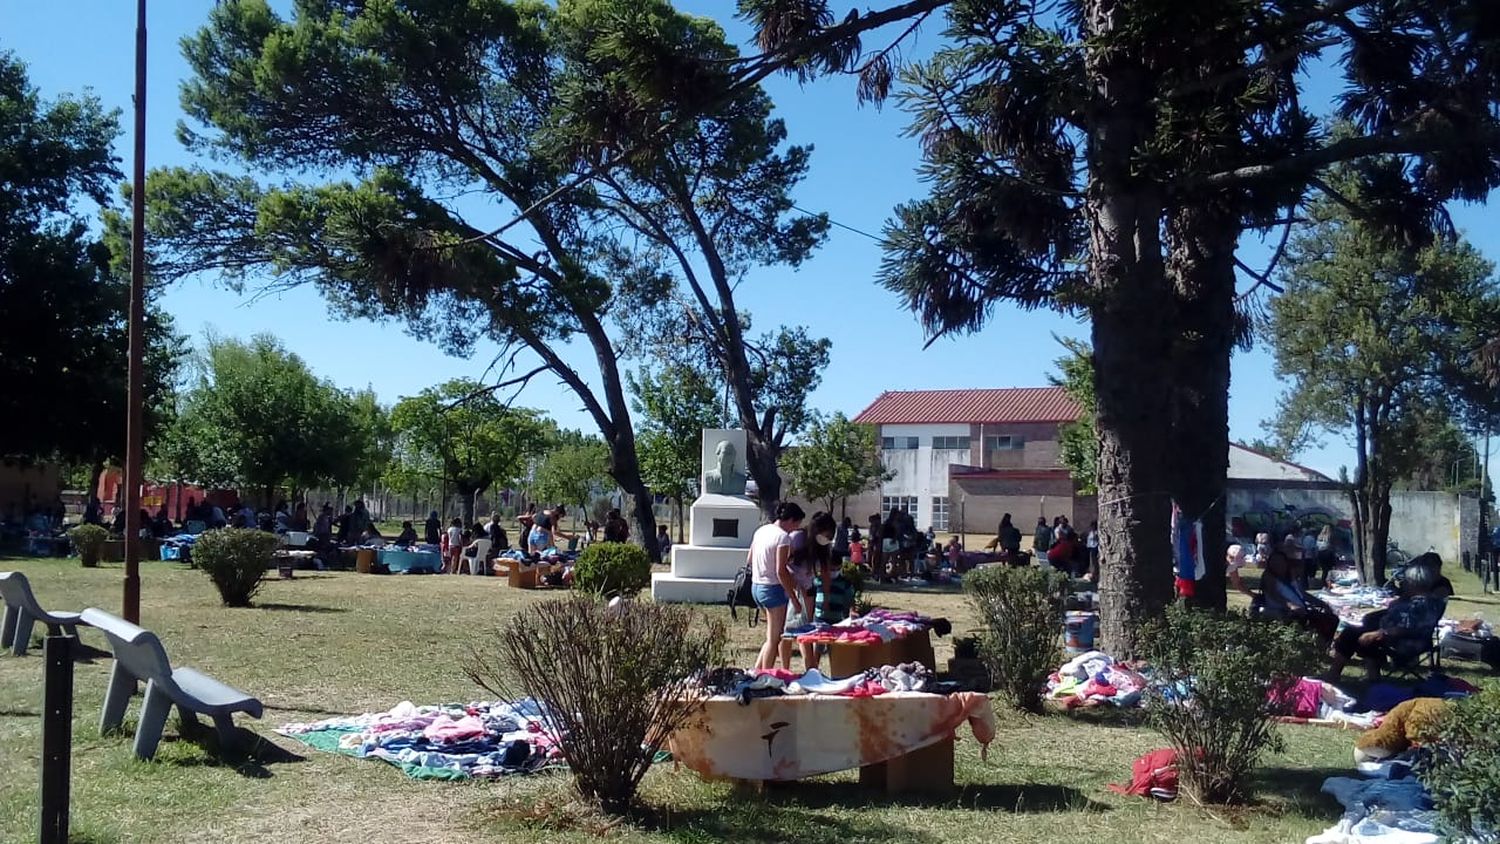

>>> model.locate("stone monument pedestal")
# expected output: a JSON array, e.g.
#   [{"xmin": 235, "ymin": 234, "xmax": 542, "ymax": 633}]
[
  {"xmin": 651, "ymin": 429, "xmax": 762, "ymax": 603},
  {"xmin": 651, "ymin": 495, "xmax": 761, "ymax": 603}
]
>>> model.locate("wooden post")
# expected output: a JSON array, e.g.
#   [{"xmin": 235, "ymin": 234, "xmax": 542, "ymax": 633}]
[{"xmin": 40, "ymin": 634, "xmax": 74, "ymax": 844}]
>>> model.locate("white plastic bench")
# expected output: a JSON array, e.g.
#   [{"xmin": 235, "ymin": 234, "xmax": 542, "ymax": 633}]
[
  {"xmin": 0, "ymin": 572, "xmax": 84, "ymax": 657},
  {"xmin": 80, "ymin": 608, "xmax": 263, "ymax": 760}
]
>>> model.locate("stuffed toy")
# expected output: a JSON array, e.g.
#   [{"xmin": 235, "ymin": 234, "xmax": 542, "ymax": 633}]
[{"xmin": 1353, "ymin": 697, "xmax": 1451, "ymax": 762}]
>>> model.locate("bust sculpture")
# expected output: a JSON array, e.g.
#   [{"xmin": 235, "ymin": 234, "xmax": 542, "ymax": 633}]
[{"xmin": 703, "ymin": 438, "xmax": 747, "ymax": 496}]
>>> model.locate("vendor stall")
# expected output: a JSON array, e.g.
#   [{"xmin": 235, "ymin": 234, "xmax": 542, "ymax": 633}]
[
  {"xmin": 1311, "ymin": 585, "xmax": 1397, "ymax": 629},
  {"xmin": 792, "ymin": 608, "xmax": 947, "ymax": 678},
  {"xmin": 379, "ymin": 547, "xmax": 442, "ymax": 574},
  {"xmin": 669, "ymin": 683, "xmax": 994, "ymax": 794}
]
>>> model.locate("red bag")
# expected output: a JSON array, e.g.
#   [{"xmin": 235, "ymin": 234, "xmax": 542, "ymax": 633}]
[{"xmin": 1107, "ymin": 748, "xmax": 1180, "ymax": 801}]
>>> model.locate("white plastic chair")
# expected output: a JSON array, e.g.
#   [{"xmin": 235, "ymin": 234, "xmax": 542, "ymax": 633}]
[{"xmin": 462, "ymin": 539, "xmax": 492, "ymax": 575}]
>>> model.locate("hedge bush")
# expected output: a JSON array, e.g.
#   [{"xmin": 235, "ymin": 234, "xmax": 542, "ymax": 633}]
[
  {"xmin": 1419, "ymin": 685, "xmax": 1500, "ymax": 840},
  {"xmin": 193, "ymin": 528, "xmax": 279, "ymax": 607},
  {"xmin": 963, "ymin": 564, "xmax": 1067, "ymax": 712},
  {"xmin": 1140, "ymin": 604, "xmax": 1321, "ymax": 803},
  {"xmin": 68, "ymin": 524, "xmax": 109, "ymax": 568},
  {"xmin": 466, "ymin": 595, "xmax": 726, "ymax": 815},
  {"xmin": 571, "ymin": 542, "xmax": 653, "ymax": 597}
]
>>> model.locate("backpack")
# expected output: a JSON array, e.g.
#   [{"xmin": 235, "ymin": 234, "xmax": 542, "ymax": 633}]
[{"xmin": 728, "ymin": 564, "xmax": 760, "ymax": 627}]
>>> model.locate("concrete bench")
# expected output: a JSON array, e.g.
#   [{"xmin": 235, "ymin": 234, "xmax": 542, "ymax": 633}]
[
  {"xmin": 0, "ymin": 571, "xmax": 84, "ymax": 657},
  {"xmin": 80, "ymin": 608, "xmax": 263, "ymax": 760}
]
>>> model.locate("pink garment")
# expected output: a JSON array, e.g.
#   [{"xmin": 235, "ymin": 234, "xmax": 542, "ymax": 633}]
[
  {"xmin": 1269, "ymin": 677, "xmax": 1322, "ymax": 718},
  {"xmin": 751, "ymin": 668, "xmax": 801, "ymax": 682},
  {"xmin": 423, "ymin": 714, "xmax": 487, "ymax": 743}
]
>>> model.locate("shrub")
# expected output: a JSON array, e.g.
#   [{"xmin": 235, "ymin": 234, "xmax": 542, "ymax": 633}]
[
  {"xmin": 466, "ymin": 595, "xmax": 726, "ymax": 815},
  {"xmin": 193, "ymin": 528, "xmax": 279, "ymax": 607},
  {"xmin": 571, "ymin": 542, "xmax": 653, "ymax": 597},
  {"xmin": 1418, "ymin": 686, "xmax": 1500, "ymax": 840},
  {"xmin": 68, "ymin": 524, "xmax": 109, "ymax": 568},
  {"xmin": 1140, "ymin": 604, "xmax": 1321, "ymax": 804},
  {"xmin": 963, "ymin": 564, "xmax": 1067, "ymax": 712},
  {"xmin": 952, "ymin": 635, "xmax": 981, "ymax": 660}
]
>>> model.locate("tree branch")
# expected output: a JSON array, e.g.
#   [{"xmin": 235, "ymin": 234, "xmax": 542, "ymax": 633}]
[
  {"xmin": 1194, "ymin": 127, "xmax": 1500, "ymax": 190},
  {"xmin": 1234, "ymin": 214, "xmax": 1295, "ymax": 301}
]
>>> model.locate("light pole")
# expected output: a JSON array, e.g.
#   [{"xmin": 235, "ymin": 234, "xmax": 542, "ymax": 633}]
[{"xmin": 123, "ymin": 0, "xmax": 148, "ymax": 624}]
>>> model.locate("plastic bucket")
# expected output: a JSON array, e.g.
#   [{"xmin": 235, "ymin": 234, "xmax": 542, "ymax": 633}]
[{"xmin": 1064, "ymin": 611, "xmax": 1098, "ymax": 654}]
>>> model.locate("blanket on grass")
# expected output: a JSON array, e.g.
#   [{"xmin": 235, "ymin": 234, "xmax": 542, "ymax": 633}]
[{"xmin": 277, "ymin": 699, "xmax": 565, "ymax": 780}]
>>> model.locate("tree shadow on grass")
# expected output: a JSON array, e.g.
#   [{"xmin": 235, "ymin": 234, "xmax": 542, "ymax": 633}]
[
  {"xmin": 641, "ymin": 801, "xmax": 943, "ymax": 844},
  {"xmin": 757, "ymin": 779, "xmax": 1111, "ymax": 814},
  {"xmin": 1053, "ymin": 704, "xmax": 1151, "ymax": 729},
  {"xmin": 251, "ymin": 602, "xmax": 348, "ymax": 614},
  {"xmin": 1251, "ymin": 765, "xmax": 1345, "ymax": 821}
]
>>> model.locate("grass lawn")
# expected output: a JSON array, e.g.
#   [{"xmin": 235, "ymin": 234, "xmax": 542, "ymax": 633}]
[{"xmin": 0, "ymin": 557, "xmax": 1494, "ymax": 844}]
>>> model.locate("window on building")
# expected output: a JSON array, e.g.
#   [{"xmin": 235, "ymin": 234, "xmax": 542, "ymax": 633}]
[
  {"xmin": 931, "ymin": 496, "xmax": 951, "ymax": 531},
  {"xmin": 881, "ymin": 436, "xmax": 920, "ymax": 450},
  {"xmin": 984, "ymin": 435, "xmax": 1026, "ymax": 451},
  {"xmin": 931, "ymin": 436, "xmax": 971, "ymax": 450},
  {"xmin": 881, "ymin": 495, "xmax": 919, "ymax": 520}
]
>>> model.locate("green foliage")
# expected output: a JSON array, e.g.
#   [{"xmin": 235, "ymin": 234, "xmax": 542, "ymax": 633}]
[
  {"xmin": 571, "ymin": 542, "xmax": 653, "ymax": 597},
  {"xmin": 192, "ymin": 528, "xmax": 280, "ymax": 607},
  {"xmin": 962, "ymin": 565, "xmax": 1067, "ymax": 712},
  {"xmin": 146, "ymin": 0, "xmax": 829, "ymax": 544},
  {"xmin": 466, "ymin": 595, "xmax": 727, "ymax": 814},
  {"xmin": 1266, "ymin": 188, "xmax": 1500, "ymax": 575},
  {"xmin": 531, "ymin": 435, "xmax": 610, "ymax": 514},
  {"xmin": 1419, "ymin": 686, "xmax": 1500, "ymax": 841},
  {"xmin": 167, "ymin": 334, "xmax": 373, "ymax": 495},
  {"xmin": 1048, "ymin": 336, "xmax": 1096, "ymax": 493},
  {"xmin": 839, "ymin": 559, "xmax": 866, "ymax": 598},
  {"xmin": 0, "ymin": 52, "xmax": 183, "ymax": 466},
  {"xmin": 630, "ymin": 364, "xmax": 726, "ymax": 504},
  {"xmin": 1140, "ymin": 604, "xmax": 1322, "ymax": 804},
  {"xmin": 388, "ymin": 379, "xmax": 548, "ymax": 523},
  {"xmin": 67, "ymin": 524, "xmax": 109, "ymax": 567},
  {"xmin": 784, "ymin": 412, "xmax": 892, "ymax": 513}
]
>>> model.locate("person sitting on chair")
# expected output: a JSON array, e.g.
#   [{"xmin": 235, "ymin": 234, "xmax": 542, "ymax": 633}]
[
  {"xmin": 1326, "ymin": 560, "xmax": 1445, "ymax": 682},
  {"xmin": 1260, "ymin": 550, "xmax": 1338, "ymax": 642}
]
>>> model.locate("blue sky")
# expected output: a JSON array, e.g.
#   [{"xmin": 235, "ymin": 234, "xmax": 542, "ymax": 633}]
[{"xmin": 5, "ymin": 1, "xmax": 1497, "ymax": 483}]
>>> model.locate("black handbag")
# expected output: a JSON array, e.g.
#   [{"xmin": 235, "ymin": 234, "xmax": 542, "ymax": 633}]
[{"xmin": 727, "ymin": 564, "xmax": 760, "ymax": 627}]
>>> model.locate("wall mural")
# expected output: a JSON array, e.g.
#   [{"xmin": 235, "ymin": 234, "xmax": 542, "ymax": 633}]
[{"xmin": 1228, "ymin": 491, "xmax": 1355, "ymax": 553}]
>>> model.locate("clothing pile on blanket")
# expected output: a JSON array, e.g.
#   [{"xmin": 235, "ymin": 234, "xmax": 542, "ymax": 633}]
[
  {"xmin": 1046, "ymin": 650, "xmax": 1149, "ymax": 708},
  {"xmin": 159, "ymin": 534, "xmax": 200, "ymax": 561},
  {"xmin": 277, "ymin": 699, "xmax": 564, "ymax": 780},
  {"xmin": 697, "ymin": 664, "xmax": 953, "ymax": 705},
  {"xmin": 1305, "ymin": 769, "xmax": 1438, "ymax": 843},
  {"xmin": 791, "ymin": 609, "xmax": 951, "ymax": 646},
  {"xmin": 496, "ymin": 547, "xmax": 576, "ymax": 566},
  {"xmin": 1271, "ymin": 677, "xmax": 1379, "ymax": 729},
  {"xmin": 1311, "ymin": 585, "xmax": 1398, "ymax": 627}
]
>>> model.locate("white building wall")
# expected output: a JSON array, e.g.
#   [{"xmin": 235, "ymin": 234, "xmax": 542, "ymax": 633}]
[{"xmin": 878, "ymin": 423, "xmax": 971, "ymax": 529}]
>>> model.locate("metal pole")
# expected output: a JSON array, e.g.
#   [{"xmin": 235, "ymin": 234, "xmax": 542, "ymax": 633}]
[
  {"xmin": 39, "ymin": 634, "xmax": 74, "ymax": 844},
  {"xmin": 123, "ymin": 0, "xmax": 148, "ymax": 624}
]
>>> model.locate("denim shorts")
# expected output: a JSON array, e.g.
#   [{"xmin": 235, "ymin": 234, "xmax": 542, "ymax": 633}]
[{"xmin": 751, "ymin": 582, "xmax": 788, "ymax": 609}]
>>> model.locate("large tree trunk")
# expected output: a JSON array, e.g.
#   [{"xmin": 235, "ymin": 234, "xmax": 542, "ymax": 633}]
[
  {"xmin": 456, "ymin": 483, "xmax": 477, "ymax": 527},
  {"xmin": 1166, "ymin": 205, "xmax": 1237, "ymax": 610},
  {"xmin": 745, "ymin": 441, "xmax": 782, "ymax": 519},
  {"xmin": 1094, "ymin": 294, "xmax": 1178, "ymax": 656},
  {"xmin": 1085, "ymin": 0, "xmax": 1176, "ymax": 657}
]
